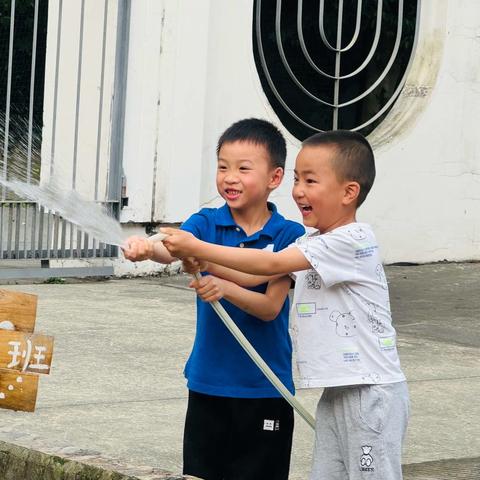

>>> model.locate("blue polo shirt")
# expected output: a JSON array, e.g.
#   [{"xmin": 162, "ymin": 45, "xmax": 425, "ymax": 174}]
[{"xmin": 181, "ymin": 202, "xmax": 305, "ymax": 398}]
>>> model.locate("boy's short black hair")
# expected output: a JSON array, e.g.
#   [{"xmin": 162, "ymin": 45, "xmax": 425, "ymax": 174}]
[
  {"xmin": 216, "ymin": 118, "xmax": 287, "ymax": 169},
  {"xmin": 302, "ymin": 130, "xmax": 375, "ymax": 207}
]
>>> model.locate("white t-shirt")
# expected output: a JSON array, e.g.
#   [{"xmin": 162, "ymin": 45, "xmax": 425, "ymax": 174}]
[{"xmin": 290, "ymin": 223, "xmax": 406, "ymax": 388}]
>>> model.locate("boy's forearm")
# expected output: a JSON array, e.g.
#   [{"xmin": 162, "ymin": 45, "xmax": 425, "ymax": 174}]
[
  {"xmin": 207, "ymin": 263, "xmax": 279, "ymax": 287},
  {"xmin": 151, "ymin": 241, "xmax": 176, "ymax": 264},
  {"xmin": 197, "ymin": 241, "xmax": 283, "ymax": 275},
  {"xmin": 161, "ymin": 228, "xmax": 310, "ymax": 274},
  {"xmin": 222, "ymin": 276, "xmax": 290, "ymax": 321}
]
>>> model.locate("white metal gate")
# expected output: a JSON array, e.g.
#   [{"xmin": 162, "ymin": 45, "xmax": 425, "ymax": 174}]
[{"xmin": 0, "ymin": 0, "xmax": 131, "ymax": 279}]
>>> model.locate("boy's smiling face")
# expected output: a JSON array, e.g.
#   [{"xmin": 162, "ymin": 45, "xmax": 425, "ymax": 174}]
[
  {"xmin": 293, "ymin": 144, "xmax": 358, "ymax": 232},
  {"xmin": 217, "ymin": 140, "xmax": 282, "ymax": 211}
]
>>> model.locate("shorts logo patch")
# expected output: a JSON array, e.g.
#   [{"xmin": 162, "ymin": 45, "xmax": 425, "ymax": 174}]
[
  {"xmin": 360, "ymin": 445, "xmax": 374, "ymax": 472},
  {"xmin": 263, "ymin": 419, "xmax": 274, "ymax": 431}
]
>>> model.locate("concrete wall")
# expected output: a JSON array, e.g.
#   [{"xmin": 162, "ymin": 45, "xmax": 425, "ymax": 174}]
[
  {"xmin": 43, "ymin": 0, "xmax": 480, "ymax": 265},
  {"xmin": 367, "ymin": 0, "xmax": 477, "ymax": 263}
]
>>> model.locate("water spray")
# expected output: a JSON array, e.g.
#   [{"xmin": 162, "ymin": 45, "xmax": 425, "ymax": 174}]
[{"xmin": 0, "ymin": 176, "xmax": 124, "ymax": 247}]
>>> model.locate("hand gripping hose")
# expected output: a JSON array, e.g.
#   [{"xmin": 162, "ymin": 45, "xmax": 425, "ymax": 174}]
[{"xmin": 150, "ymin": 233, "xmax": 315, "ymax": 429}]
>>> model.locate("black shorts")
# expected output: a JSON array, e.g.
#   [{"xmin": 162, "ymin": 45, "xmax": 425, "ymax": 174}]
[{"xmin": 183, "ymin": 390, "xmax": 294, "ymax": 480}]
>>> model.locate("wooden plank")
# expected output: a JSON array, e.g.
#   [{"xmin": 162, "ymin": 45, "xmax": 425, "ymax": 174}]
[
  {"xmin": 0, "ymin": 332, "xmax": 54, "ymax": 374},
  {"xmin": 0, "ymin": 289, "xmax": 37, "ymax": 333},
  {"xmin": 0, "ymin": 369, "xmax": 39, "ymax": 412}
]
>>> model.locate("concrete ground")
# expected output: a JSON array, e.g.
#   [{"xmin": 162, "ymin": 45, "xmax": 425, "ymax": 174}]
[{"xmin": 0, "ymin": 262, "xmax": 479, "ymax": 479}]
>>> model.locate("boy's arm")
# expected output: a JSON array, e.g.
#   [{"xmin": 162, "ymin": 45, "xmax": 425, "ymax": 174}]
[
  {"xmin": 162, "ymin": 228, "xmax": 310, "ymax": 275},
  {"xmin": 123, "ymin": 236, "xmax": 176, "ymax": 264},
  {"xmin": 182, "ymin": 257, "xmax": 277, "ymax": 287},
  {"xmin": 191, "ymin": 274, "xmax": 292, "ymax": 322},
  {"xmin": 204, "ymin": 262, "xmax": 284, "ymax": 287}
]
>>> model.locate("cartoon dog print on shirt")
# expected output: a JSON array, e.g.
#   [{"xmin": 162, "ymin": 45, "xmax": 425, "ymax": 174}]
[
  {"xmin": 301, "ymin": 236, "xmax": 328, "ymax": 271},
  {"xmin": 330, "ymin": 311, "xmax": 357, "ymax": 337},
  {"xmin": 347, "ymin": 226, "xmax": 367, "ymax": 241},
  {"xmin": 361, "ymin": 372, "xmax": 381, "ymax": 384}
]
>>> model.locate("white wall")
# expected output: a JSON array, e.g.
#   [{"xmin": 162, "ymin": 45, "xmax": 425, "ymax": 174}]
[
  {"xmin": 365, "ymin": 0, "xmax": 479, "ymax": 263},
  {"xmin": 43, "ymin": 0, "xmax": 480, "ymax": 265},
  {"xmin": 120, "ymin": 0, "xmax": 304, "ymax": 226}
]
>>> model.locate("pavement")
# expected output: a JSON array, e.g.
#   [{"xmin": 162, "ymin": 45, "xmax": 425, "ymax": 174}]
[{"xmin": 0, "ymin": 262, "xmax": 479, "ymax": 479}]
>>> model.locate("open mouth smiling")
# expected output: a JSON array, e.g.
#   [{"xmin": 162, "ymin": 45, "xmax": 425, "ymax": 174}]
[
  {"xmin": 298, "ymin": 204, "xmax": 312, "ymax": 212},
  {"xmin": 298, "ymin": 203, "xmax": 313, "ymax": 217},
  {"xmin": 225, "ymin": 189, "xmax": 242, "ymax": 199}
]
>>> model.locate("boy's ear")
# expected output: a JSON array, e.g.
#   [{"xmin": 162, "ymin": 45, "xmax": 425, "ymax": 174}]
[
  {"xmin": 343, "ymin": 181, "xmax": 360, "ymax": 205},
  {"xmin": 268, "ymin": 167, "xmax": 284, "ymax": 191}
]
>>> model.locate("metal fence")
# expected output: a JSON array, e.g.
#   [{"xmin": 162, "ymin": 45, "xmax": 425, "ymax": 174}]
[
  {"xmin": 0, "ymin": 0, "xmax": 130, "ymax": 278},
  {"xmin": 0, "ymin": 202, "xmax": 118, "ymax": 260}
]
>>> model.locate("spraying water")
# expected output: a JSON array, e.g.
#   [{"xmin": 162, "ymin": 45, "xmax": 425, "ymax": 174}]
[
  {"xmin": 0, "ymin": 176, "xmax": 125, "ymax": 247},
  {"xmin": 1, "ymin": 113, "xmax": 125, "ymax": 247}
]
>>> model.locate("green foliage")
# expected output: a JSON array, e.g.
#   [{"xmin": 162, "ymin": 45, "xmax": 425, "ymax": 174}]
[
  {"xmin": 0, "ymin": 0, "xmax": 48, "ymax": 184},
  {"xmin": 0, "ymin": 0, "xmax": 48, "ymax": 142},
  {"xmin": 43, "ymin": 277, "xmax": 66, "ymax": 284}
]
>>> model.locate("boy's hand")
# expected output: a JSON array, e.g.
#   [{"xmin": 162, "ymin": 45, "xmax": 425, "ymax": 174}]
[
  {"xmin": 161, "ymin": 228, "xmax": 199, "ymax": 258},
  {"xmin": 190, "ymin": 275, "xmax": 227, "ymax": 302},
  {"xmin": 182, "ymin": 257, "xmax": 209, "ymax": 274},
  {"xmin": 122, "ymin": 236, "xmax": 154, "ymax": 262}
]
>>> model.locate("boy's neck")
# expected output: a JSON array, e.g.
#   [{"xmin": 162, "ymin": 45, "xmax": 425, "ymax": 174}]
[
  {"xmin": 230, "ymin": 203, "xmax": 272, "ymax": 236},
  {"xmin": 321, "ymin": 211, "xmax": 357, "ymax": 234}
]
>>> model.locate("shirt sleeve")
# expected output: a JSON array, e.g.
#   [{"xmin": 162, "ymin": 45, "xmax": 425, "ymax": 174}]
[
  {"xmin": 289, "ymin": 223, "xmax": 306, "ymax": 245},
  {"xmin": 294, "ymin": 230, "xmax": 357, "ymax": 287},
  {"xmin": 180, "ymin": 210, "xmax": 209, "ymax": 239},
  {"xmin": 276, "ymin": 221, "xmax": 305, "ymax": 251}
]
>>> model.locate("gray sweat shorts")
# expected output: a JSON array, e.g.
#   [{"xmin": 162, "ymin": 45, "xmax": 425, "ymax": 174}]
[{"xmin": 309, "ymin": 381, "xmax": 409, "ymax": 480}]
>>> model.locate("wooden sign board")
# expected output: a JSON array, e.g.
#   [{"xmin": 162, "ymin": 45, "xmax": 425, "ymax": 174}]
[
  {"xmin": 0, "ymin": 289, "xmax": 53, "ymax": 412},
  {"xmin": 0, "ymin": 370, "xmax": 39, "ymax": 412},
  {"xmin": 0, "ymin": 289, "xmax": 37, "ymax": 333},
  {"xmin": 0, "ymin": 331, "xmax": 54, "ymax": 374}
]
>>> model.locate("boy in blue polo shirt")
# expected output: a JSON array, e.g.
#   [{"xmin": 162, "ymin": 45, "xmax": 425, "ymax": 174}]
[{"xmin": 124, "ymin": 118, "xmax": 304, "ymax": 480}]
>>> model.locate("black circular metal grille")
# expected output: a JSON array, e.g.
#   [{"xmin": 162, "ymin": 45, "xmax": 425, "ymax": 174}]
[{"xmin": 253, "ymin": 0, "xmax": 420, "ymax": 140}]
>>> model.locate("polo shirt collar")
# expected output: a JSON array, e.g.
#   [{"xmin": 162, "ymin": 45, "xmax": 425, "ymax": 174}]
[
  {"xmin": 215, "ymin": 203, "xmax": 237, "ymax": 227},
  {"xmin": 215, "ymin": 202, "xmax": 284, "ymax": 240}
]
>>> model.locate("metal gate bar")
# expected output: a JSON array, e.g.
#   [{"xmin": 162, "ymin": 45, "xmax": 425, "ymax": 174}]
[
  {"xmin": 1, "ymin": 0, "xmax": 15, "ymax": 200},
  {"xmin": 0, "ymin": 0, "xmax": 130, "ymax": 276},
  {"xmin": 27, "ymin": 0, "xmax": 40, "ymax": 184},
  {"xmin": 0, "ymin": 202, "xmax": 118, "ymax": 260}
]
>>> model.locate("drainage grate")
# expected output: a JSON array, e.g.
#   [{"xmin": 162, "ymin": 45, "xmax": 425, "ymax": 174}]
[{"xmin": 404, "ymin": 457, "xmax": 480, "ymax": 480}]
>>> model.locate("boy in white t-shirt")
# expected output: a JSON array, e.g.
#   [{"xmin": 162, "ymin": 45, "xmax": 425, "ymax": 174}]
[{"xmin": 162, "ymin": 130, "xmax": 409, "ymax": 480}]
